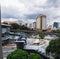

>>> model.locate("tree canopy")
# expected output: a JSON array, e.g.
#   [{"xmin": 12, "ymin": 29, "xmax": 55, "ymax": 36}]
[
  {"xmin": 53, "ymin": 30, "xmax": 60, "ymax": 33},
  {"xmin": 39, "ymin": 33, "xmax": 45, "ymax": 39},
  {"xmin": 46, "ymin": 38, "xmax": 60, "ymax": 59},
  {"xmin": 11, "ymin": 23, "xmax": 20, "ymax": 29},
  {"xmin": 10, "ymin": 23, "xmax": 30, "ymax": 30},
  {"xmin": 7, "ymin": 49, "xmax": 43, "ymax": 59}
]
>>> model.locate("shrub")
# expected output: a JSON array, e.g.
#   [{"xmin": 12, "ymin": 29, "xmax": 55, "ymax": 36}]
[
  {"xmin": 54, "ymin": 30, "xmax": 60, "ymax": 33},
  {"xmin": 7, "ymin": 49, "xmax": 43, "ymax": 59},
  {"xmin": 7, "ymin": 49, "xmax": 28, "ymax": 59},
  {"xmin": 46, "ymin": 38, "xmax": 60, "ymax": 59},
  {"xmin": 39, "ymin": 34, "xmax": 45, "ymax": 39},
  {"xmin": 29, "ymin": 53, "xmax": 42, "ymax": 59}
]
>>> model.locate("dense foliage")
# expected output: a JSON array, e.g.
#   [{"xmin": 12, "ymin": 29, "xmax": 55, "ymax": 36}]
[
  {"xmin": 10, "ymin": 23, "xmax": 30, "ymax": 30},
  {"xmin": 53, "ymin": 30, "xmax": 60, "ymax": 33},
  {"xmin": 46, "ymin": 38, "xmax": 60, "ymax": 59},
  {"xmin": 11, "ymin": 23, "xmax": 20, "ymax": 29},
  {"xmin": 7, "ymin": 49, "xmax": 28, "ymax": 59},
  {"xmin": 19, "ymin": 25, "xmax": 30, "ymax": 30},
  {"xmin": 3, "ymin": 22, "xmax": 30, "ymax": 30},
  {"xmin": 39, "ymin": 33, "xmax": 45, "ymax": 39},
  {"xmin": 29, "ymin": 53, "xmax": 42, "ymax": 59},
  {"xmin": 7, "ymin": 49, "xmax": 42, "ymax": 59}
]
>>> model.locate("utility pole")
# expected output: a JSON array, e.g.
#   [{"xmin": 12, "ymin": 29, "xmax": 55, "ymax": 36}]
[
  {"xmin": 0, "ymin": 38, "xmax": 3, "ymax": 59},
  {"xmin": 0, "ymin": 6, "xmax": 3, "ymax": 59}
]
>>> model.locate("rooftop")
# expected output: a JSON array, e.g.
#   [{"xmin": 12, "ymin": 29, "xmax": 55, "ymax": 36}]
[
  {"xmin": 36, "ymin": 14, "xmax": 46, "ymax": 19},
  {"xmin": 1, "ymin": 24, "xmax": 11, "ymax": 27}
]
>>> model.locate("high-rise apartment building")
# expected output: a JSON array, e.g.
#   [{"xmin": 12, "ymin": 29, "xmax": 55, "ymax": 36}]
[{"xmin": 36, "ymin": 14, "xmax": 46, "ymax": 31}]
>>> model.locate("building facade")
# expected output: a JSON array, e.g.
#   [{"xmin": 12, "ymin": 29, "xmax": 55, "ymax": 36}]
[
  {"xmin": 27, "ymin": 22, "xmax": 36, "ymax": 30},
  {"xmin": 33, "ymin": 22, "xmax": 36, "ymax": 30},
  {"xmin": 2, "ymin": 24, "xmax": 11, "ymax": 34},
  {"xmin": 1, "ymin": 24, "xmax": 11, "ymax": 45},
  {"xmin": 36, "ymin": 14, "xmax": 46, "ymax": 31},
  {"xmin": 53, "ymin": 22, "xmax": 60, "ymax": 30},
  {"xmin": 53, "ymin": 22, "xmax": 59, "ymax": 28}
]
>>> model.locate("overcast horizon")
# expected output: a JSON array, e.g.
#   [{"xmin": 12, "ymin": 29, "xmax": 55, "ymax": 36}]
[{"xmin": 1, "ymin": 0, "xmax": 60, "ymax": 25}]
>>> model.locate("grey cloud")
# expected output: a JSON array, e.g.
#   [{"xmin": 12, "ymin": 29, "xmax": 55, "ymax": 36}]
[
  {"xmin": 1, "ymin": 7, "xmax": 23, "ymax": 19},
  {"xmin": 53, "ymin": 16, "xmax": 60, "ymax": 19},
  {"xmin": 25, "ymin": 13, "xmax": 40, "ymax": 19},
  {"xmin": 2, "ymin": 14, "xmax": 21, "ymax": 19},
  {"xmin": 47, "ymin": 0, "xmax": 60, "ymax": 7},
  {"xmin": 1, "ymin": 0, "xmax": 60, "ymax": 25}
]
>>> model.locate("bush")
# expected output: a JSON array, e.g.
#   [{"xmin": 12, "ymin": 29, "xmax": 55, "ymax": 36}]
[
  {"xmin": 29, "ymin": 53, "xmax": 42, "ymax": 59},
  {"xmin": 7, "ymin": 49, "xmax": 43, "ymax": 59},
  {"xmin": 54, "ymin": 30, "xmax": 60, "ymax": 33},
  {"xmin": 39, "ymin": 34, "xmax": 45, "ymax": 39},
  {"xmin": 46, "ymin": 38, "xmax": 60, "ymax": 59},
  {"xmin": 7, "ymin": 49, "xmax": 28, "ymax": 59}
]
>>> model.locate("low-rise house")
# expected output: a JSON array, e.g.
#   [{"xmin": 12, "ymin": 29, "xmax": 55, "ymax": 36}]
[
  {"xmin": 1, "ymin": 24, "xmax": 11, "ymax": 45},
  {"xmin": 2, "ymin": 24, "xmax": 11, "ymax": 34}
]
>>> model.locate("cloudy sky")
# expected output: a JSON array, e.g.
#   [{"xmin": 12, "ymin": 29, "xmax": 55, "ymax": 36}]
[{"xmin": 1, "ymin": 0, "xmax": 60, "ymax": 25}]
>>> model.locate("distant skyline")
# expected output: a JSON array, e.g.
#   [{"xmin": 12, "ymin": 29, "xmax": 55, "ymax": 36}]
[{"xmin": 1, "ymin": 0, "xmax": 60, "ymax": 25}]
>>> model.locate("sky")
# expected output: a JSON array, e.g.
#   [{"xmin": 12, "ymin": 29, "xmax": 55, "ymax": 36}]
[{"xmin": 1, "ymin": 0, "xmax": 60, "ymax": 25}]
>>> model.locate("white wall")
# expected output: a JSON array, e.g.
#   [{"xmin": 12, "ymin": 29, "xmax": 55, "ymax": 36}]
[
  {"xmin": 2, "ymin": 28, "xmax": 7, "ymax": 33},
  {"xmin": 2, "ymin": 27, "xmax": 10, "ymax": 33},
  {"xmin": 36, "ymin": 17, "xmax": 40, "ymax": 29},
  {"xmin": 33, "ymin": 22, "xmax": 36, "ymax": 30},
  {"xmin": 36, "ymin": 16, "xmax": 46, "ymax": 30},
  {"xmin": 42, "ymin": 16, "xmax": 46, "ymax": 30}
]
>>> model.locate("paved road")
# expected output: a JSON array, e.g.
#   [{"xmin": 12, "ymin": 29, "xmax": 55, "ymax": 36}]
[{"xmin": 2, "ymin": 45, "xmax": 17, "ymax": 59}]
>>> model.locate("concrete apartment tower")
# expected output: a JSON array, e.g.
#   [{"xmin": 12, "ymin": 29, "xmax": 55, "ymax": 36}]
[{"xmin": 36, "ymin": 14, "xmax": 46, "ymax": 31}]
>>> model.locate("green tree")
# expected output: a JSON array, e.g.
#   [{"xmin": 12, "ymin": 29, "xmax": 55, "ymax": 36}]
[
  {"xmin": 19, "ymin": 25, "xmax": 30, "ymax": 30},
  {"xmin": 7, "ymin": 49, "xmax": 43, "ymax": 59},
  {"xmin": 11, "ymin": 23, "xmax": 20, "ymax": 30},
  {"xmin": 39, "ymin": 33, "xmax": 45, "ymax": 39},
  {"xmin": 46, "ymin": 38, "xmax": 60, "ymax": 59},
  {"xmin": 54, "ymin": 30, "xmax": 60, "ymax": 33},
  {"xmin": 10, "ymin": 23, "xmax": 30, "ymax": 30},
  {"xmin": 29, "ymin": 53, "xmax": 42, "ymax": 59},
  {"xmin": 7, "ymin": 49, "xmax": 28, "ymax": 59}
]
